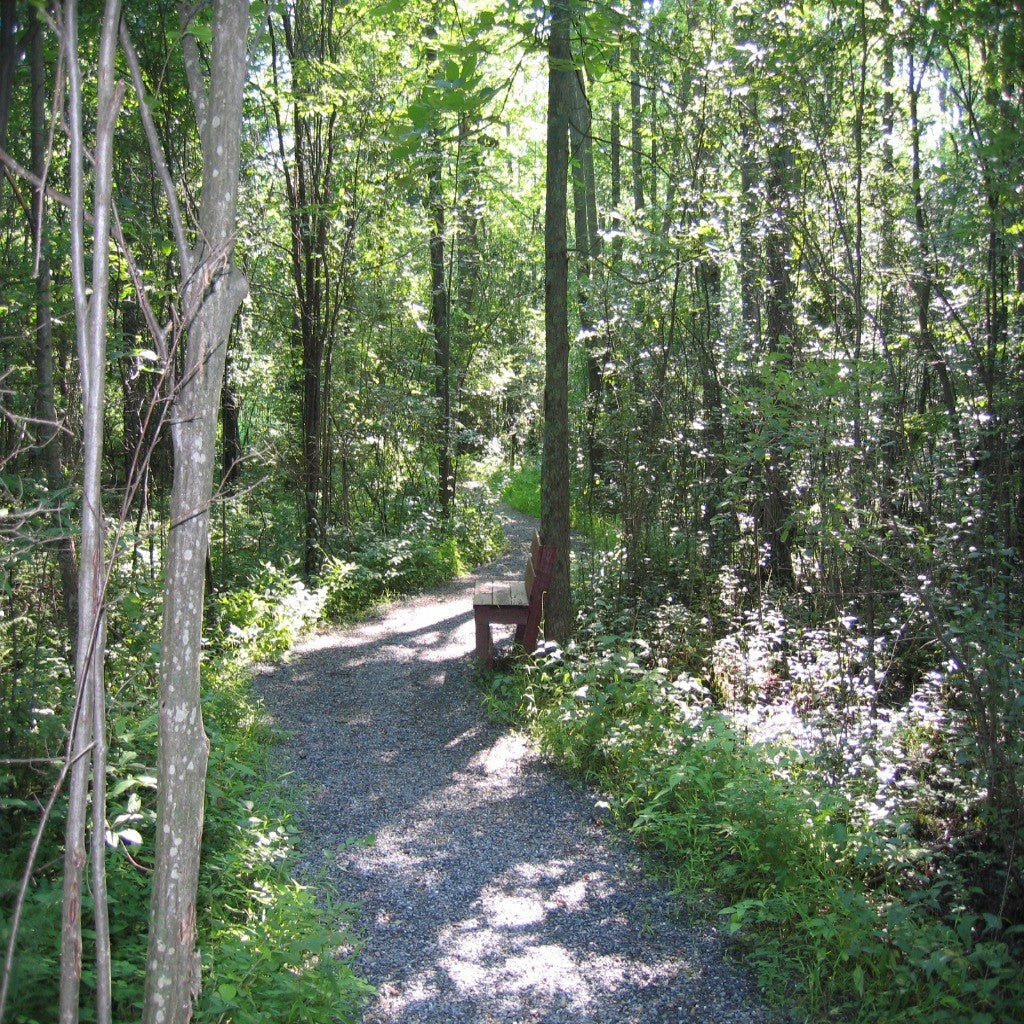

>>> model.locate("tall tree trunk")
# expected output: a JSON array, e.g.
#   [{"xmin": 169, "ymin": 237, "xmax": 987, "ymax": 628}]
[
  {"xmin": 542, "ymin": 0, "xmax": 572, "ymax": 644},
  {"xmin": 221, "ymin": 339, "xmax": 241, "ymax": 492},
  {"xmin": 877, "ymin": 0, "xmax": 904, "ymax": 515},
  {"xmin": 758, "ymin": 134, "xmax": 796, "ymax": 589},
  {"xmin": 609, "ymin": 46, "xmax": 622, "ymax": 270},
  {"xmin": 852, "ymin": 0, "xmax": 877, "ymax": 693},
  {"xmin": 0, "ymin": 0, "xmax": 16, "ymax": 165},
  {"xmin": 300, "ymin": 307, "xmax": 324, "ymax": 568},
  {"xmin": 268, "ymin": 5, "xmax": 339, "ymax": 572},
  {"xmin": 739, "ymin": 95, "xmax": 761, "ymax": 351},
  {"xmin": 59, "ymin": 0, "xmax": 122, "ymax": 1019},
  {"xmin": 143, "ymin": 3, "xmax": 249, "ymax": 1020},
  {"xmin": 694, "ymin": 256, "xmax": 732, "ymax": 566},
  {"xmin": 1016, "ymin": 248, "xmax": 1024, "ymax": 559},
  {"xmin": 629, "ymin": 0, "xmax": 643, "ymax": 212},
  {"xmin": 428, "ymin": 124, "xmax": 454, "ymax": 519},
  {"xmin": 569, "ymin": 70, "xmax": 602, "ymax": 488},
  {"xmin": 909, "ymin": 52, "xmax": 965, "ymax": 470},
  {"xmin": 59, "ymin": 2, "xmax": 93, "ymax": 1005}
]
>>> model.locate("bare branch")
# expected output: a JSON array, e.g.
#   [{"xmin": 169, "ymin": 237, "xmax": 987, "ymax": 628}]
[
  {"xmin": 0, "ymin": 146, "xmax": 74, "ymax": 213},
  {"xmin": 0, "ymin": 758, "xmax": 64, "ymax": 766}
]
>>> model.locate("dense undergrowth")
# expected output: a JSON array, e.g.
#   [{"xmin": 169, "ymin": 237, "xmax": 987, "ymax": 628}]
[
  {"xmin": 1, "ymin": 493, "xmax": 505, "ymax": 1023},
  {"xmin": 489, "ymin": 467, "xmax": 1024, "ymax": 1024}
]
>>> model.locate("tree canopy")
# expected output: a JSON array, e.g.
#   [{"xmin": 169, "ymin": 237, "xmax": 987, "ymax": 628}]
[{"xmin": 1, "ymin": 0, "xmax": 1023, "ymax": 1021}]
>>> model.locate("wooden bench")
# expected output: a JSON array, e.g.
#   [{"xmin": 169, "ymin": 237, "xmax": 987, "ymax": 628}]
[{"xmin": 473, "ymin": 531, "xmax": 556, "ymax": 668}]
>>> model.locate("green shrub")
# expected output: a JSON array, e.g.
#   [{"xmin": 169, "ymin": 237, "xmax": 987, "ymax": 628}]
[
  {"xmin": 198, "ymin": 878, "xmax": 372, "ymax": 1024},
  {"xmin": 321, "ymin": 499, "xmax": 504, "ymax": 621},
  {"xmin": 448, "ymin": 498, "xmax": 506, "ymax": 566},
  {"xmin": 215, "ymin": 563, "xmax": 325, "ymax": 663},
  {"xmin": 480, "ymin": 643, "xmax": 1024, "ymax": 1023},
  {"xmin": 1, "ymin": 571, "xmax": 368, "ymax": 1024},
  {"xmin": 494, "ymin": 465, "xmax": 542, "ymax": 519}
]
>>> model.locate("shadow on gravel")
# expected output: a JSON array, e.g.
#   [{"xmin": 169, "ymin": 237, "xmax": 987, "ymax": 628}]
[
  {"xmin": 354, "ymin": 732, "xmax": 714, "ymax": 1024},
  {"xmin": 256, "ymin": 507, "xmax": 770, "ymax": 1024}
]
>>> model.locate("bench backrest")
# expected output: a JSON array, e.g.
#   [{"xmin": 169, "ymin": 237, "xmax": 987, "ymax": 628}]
[
  {"xmin": 530, "ymin": 542, "xmax": 555, "ymax": 595},
  {"xmin": 526, "ymin": 532, "xmax": 540, "ymax": 590},
  {"xmin": 525, "ymin": 530, "xmax": 555, "ymax": 599},
  {"xmin": 523, "ymin": 537, "xmax": 556, "ymax": 653}
]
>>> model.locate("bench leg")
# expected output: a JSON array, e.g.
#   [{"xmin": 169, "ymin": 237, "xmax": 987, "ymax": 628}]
[{"xmin": 475, "ymin": 613, "xmax": 494, "ymax": 668}]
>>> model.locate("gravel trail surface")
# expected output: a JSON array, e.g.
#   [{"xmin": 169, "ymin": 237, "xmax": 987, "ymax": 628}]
[{"xmin": 255, "ymin": 506, "xmax": 775, "ymax": 1024}]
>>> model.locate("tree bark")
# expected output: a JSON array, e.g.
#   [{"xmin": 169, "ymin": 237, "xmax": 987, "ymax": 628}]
[
  {"xmin": 609, "ymin": 46, "xmax": 621, "ymax": 269},
  {"xmin": 0, "ymin": 0, "xmax": 16, "ymax": 162},
  {"xmin": 542, "ymin": 0, "xmax": 573, "ymax": 644},
  {"xmin": 428, "ymin": 121, "xmax": 454, "ymax": 519},
  {"xmin": 58, "ymin": 0, "xmax": 91, "ymax": 1011},
  {"xmin": 739, "ymin": 94, "xmax": 761, "ymax": 352},
  {"xmin": 694, "ymin": 256, "xmax": 732, "ymax": 565},
  {"xmin": 221, "ymin": 340, "xmax": 241, "ymax": 492},
  {"xmin": 908, "ymin": 52, "xmax": 965, "ymax": 470},
  {"xmin": 629, "ymin": 0, "xmax": 643, "ymax": 212},
  {"xmin": 143, "ymin": 3, "xmax": 249, "ymax": 1021},
  {"xmin": 759, "ymin": 134, "xmax": 796, "ymax": 589},
  {"xmin": 268, "ymin": 3, "xmax": 342, "ymax": 572},
  {"xmin": 58, "ymin": 0, "xmax": 122, "ymax": 1019},
  {"xmin": 569, "ymin": 70, "xmax": 604, "ymax": 489}
]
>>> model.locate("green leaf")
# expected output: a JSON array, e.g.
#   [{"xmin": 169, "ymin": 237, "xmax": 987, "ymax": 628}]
[
  {"xmin": 852, "ymin": 964, "xmax": 865, "ymax": 997},
  {"xmin": 408, "ymin": 100, "xmax": 433, "ymax": 130},
  {"xmin": 370, "ymin": 0, "xmax": 406, "ymax": 16},
  {"xmin": 185, "ymin": 19, "xmax": 212, "ymax": 45}
]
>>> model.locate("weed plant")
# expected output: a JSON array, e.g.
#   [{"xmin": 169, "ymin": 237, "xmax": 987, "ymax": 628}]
[
  {"xmin": 478, "ymin": 571, "xmax": 1024, "ymax": 1022},
  {"xmin": 320, "ymin": 497, "xmax": 505, "ymax": 620}
]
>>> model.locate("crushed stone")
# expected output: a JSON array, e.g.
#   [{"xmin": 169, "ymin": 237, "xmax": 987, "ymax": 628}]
[{"xmin": 255, "ymin": 507, "xmax": 779, "ymax": 1024}]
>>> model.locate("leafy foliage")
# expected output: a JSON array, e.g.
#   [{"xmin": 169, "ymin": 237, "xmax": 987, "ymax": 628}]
[
  {"xmin": 480, "ymin": 621, "xmax": 1024, "ymax": 1021},
  {"xmin": 1, "ymin": 558, "xmax": 372, "ymax": 1024},
  {"xmin": 321, "ymin": 498, "xmax": 505, "ymax": 620},
  {"xmin": 215, "ymin": 563, "xmax": 325, "ymax": 664}
]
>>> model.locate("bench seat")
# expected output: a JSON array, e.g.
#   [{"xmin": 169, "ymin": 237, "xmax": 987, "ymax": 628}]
[
  {"xmin": 473, "ymin": 532, "xmax": 556, "ymax": 668},
  {"xmin": 473, "ymin": 581, "xmax": 528, "ymax": 607}
]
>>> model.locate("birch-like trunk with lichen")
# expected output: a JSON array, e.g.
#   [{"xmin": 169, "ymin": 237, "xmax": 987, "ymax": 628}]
[{"xmin": 142, "ymin": 2, "xmax": 249, "ymax": 1021}]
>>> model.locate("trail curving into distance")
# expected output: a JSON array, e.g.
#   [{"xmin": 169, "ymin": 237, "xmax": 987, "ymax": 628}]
[{"xmin": 256, "ymin": 507, "xmax": 775, "ymax": 1024}]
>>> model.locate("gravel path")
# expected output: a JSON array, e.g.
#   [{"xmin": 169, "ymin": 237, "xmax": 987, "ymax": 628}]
[{"xmin": 255, "ymin": 507, "xmax": 776, "ymax": 1024}]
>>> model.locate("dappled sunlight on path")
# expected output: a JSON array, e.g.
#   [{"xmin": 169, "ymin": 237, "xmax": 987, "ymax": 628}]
[{"xmin": 255, "ymin": 507, "xmax": 770, "ymax": 1024}]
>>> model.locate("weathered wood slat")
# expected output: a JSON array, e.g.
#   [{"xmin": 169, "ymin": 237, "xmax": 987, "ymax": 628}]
[
  {"xmin": 473, "ymin": 582, "xmax": 528, "ymax": 607},
  {"xmin": 473, "ymin": 531, "xmax": 556, "ymax": 667}
]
